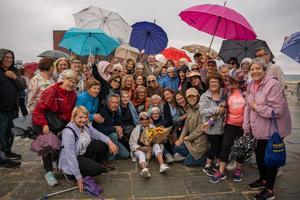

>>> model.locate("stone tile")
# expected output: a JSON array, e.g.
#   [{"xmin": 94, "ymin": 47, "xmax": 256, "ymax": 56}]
[
  {"xmin": 113, "ymin": 159, "xmax": 136, "ymax": 172},
  {"xmin": 96, "ymin": 179, "xmax": 132, "ymax": 199},
  {"xmin": 0, "ymin": 182, "xmax": 20, "ymax": 199},
  {"xmin": 1, "ymin": 163, "xmax": 42, "ymax": 182},
  {"xmin": 192, "ymin": 192, "xmax": 249, "ymax": 200}
]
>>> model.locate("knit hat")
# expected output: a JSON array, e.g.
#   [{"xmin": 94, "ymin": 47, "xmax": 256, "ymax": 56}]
[
  {"xmin": 228, "ymin": 68, "xmax": 246, "ymax": 83},
  {"xmin": 186, "ymin": 87, "xmax": 199, "ymax": 98},
  {"xmin": 241, "ymin": 57, "xmax": 252, "ymax": 66}
]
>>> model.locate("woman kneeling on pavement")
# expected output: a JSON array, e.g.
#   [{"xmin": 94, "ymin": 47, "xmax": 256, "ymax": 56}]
[{"xmin": 59, "ymin": 106, "xmax": 118, "ymax": 192}]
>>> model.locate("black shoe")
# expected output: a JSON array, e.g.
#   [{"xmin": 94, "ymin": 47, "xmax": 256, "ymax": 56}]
[
  {"xmin": 254, "ymin": 188, "xmax": 275, "ymax": 200},
  {"xmin": 6, "ymin": 152, "xmax": 22, "ymax": 160},
  {"xmin": 248, "ymin": 179, "xmax": 266, "ymax": 190},
  {"xmin": 203, "ymin": 166, "xmax": 215, "ymax": 177},
  {"xmin": 0, "ymin": 159, "xmax": 21, "ymax": 169}
]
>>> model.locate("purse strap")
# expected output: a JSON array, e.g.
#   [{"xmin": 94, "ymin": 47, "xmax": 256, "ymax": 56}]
[{"xmin": 270, "ymin": 110, "xmax": 279, "ymax": 136}]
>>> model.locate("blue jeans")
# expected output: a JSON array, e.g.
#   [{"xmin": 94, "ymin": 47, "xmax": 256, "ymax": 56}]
[
  {"xmin": 108, "ymin": 132, "xmax": 129, "ymax": 160},
  {"xmin": 173, "ymin": 143, "xmax": 206, "ymax": 166}
]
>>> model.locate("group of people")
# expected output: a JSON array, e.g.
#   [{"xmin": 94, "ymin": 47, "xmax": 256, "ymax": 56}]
[{"xmin": 0, "ymin": 46, "xmax": 291, "ymax": 200}]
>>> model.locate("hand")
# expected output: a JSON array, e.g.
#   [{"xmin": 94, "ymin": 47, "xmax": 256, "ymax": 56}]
[
  {"xmin": 175, "ymin": 138, "xmax": 183, "ymax": 147},
  {"xmin": 42, "ymin": 125, "xmax": 50, "ymax": 134},
  {"xmin": 107, "ymin": 140, "xmax": 118, "ymax": 155},
  {"xmin": 5, "ymin": 71, "xmax": 17, "ymax": 80},
  {"xmin": 115, "ymin": 126, "xmax": 123, "ymax": 139},
  {"xmin": 201, "ymin": 122, "xmax": 209, "ymax": 132},
  {"xmin": 181, "ymin": 114, "xmax": 187, "ymax": 120},
  {"xmin": 93, "ymin": 114, "xmax": 105, "ymax": 123},
  {"xmin": 218, "ymin": 106, "xmax": 225, "ymax": 114},
  {"xmin": 77, "ymin": 178, "xmax": 84, "ymax": 192},
  {"xmin": 249, "ymin": 102, "xmax": 256, "ymax": 111}
]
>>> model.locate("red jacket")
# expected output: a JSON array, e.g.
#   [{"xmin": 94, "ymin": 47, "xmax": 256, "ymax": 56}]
[{"xmin": 32, "ymin": 82, "xmax": 77, "ymax": 127}]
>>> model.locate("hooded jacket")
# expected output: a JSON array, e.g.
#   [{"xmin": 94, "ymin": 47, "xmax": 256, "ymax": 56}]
[
  {"xmin": 0, "ymin": 49, "xmax": 26, "ymax": 111},
  {"xmin": 161, "ymin": 75, "xmax": 179, "ymax": 92},
  {"xmin": 243, "ymin": 75, "xmax": 291, "ymax": 139},
  {"xmin": 76, "ymin": 91, "xmax": 99, "ymax": 122}
]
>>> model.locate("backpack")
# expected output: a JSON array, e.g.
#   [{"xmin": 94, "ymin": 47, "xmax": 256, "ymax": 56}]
[{"xmin": 264, "ymin": 111, "xmax": 286, "ymax": 167}]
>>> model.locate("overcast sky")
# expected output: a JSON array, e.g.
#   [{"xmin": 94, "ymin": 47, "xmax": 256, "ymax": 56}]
[{"xmin": 1, "ymin": 0, "xmax": 299, "ymax": 73}]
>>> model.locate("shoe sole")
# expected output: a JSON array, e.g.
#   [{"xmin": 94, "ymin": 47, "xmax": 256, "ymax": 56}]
[
  {"xmin": 7, "ymin": 157, "xmax": 21, "ymax": 160},
  {"xmin": 233, "ymin": 178, "xmax": 243, "ymax": 182},
  {"xmin": 248, "ymin": 186, "xmax": 265, "ymax": 190},
  {"xmin": 203, "ymin": 168, "xmax": 214, "ymax": 177},
  {"xmin": 210, "ymin": 176, "xmax": 227, "ymax": 184},
  {"xmin": 141, "ymin": 170, "xmax": 151, "ymax": 178},
  {"xmin": 160, "ymin": 167, "xmax": 170, "ymax": 173}
]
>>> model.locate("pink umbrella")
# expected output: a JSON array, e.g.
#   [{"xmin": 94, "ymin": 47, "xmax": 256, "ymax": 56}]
[{"xmin": 179, "ymin": 3, "xmax": 257, "ymax": 50}]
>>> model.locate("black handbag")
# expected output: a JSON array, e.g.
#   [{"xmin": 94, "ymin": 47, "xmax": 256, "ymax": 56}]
[{"xmin": 45, "ymin": 110, "xmax": 67, "ymax": 134}]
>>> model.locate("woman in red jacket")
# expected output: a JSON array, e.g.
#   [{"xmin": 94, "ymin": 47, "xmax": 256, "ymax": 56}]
[{"xmin": 32, "ymin": 69, "xmax": 78, "ymax": 187}]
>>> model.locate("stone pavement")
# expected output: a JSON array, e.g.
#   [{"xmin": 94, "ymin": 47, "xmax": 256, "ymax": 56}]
[{"xmin": 1, "ymin": 100, "xmax": 300, "ymax": 200}]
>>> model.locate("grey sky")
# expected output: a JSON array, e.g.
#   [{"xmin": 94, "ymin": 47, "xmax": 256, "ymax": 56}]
[{"xmin": 1, "ymin": 0, "xmax": 299, "ymax": 73}]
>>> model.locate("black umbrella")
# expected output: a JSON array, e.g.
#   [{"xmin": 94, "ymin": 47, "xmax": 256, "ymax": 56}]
[
  {"xmin": 38, "ymin": 50, "xmax": 70, "ymax": 59},
  {"xmin": 219, "ymin": 39, "xmax": 274, "ymax": 64}
]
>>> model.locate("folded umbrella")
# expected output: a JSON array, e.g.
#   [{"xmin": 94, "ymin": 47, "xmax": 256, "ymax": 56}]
[
  {"xmin": 30, "ymin": 132, "xmax": 61, "ymax": 156},
  {"xmin": 161, "ymin": 47, "xmax": 192, "ymax": 62},
  {"xmin": 281, "ymin": 31, "xmax": 300, "ymax": 64}
]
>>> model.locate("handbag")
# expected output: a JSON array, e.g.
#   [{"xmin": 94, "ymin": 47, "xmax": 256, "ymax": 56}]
[
  {"xmin": 264, "ymin": 111, "xmax": 286, "ymax": 167},
  {"xmin": 45, "ymin": 110, "xmax": 66, "ymax": 134},
  {"xmin": 231, "ymin": 133, "xmax": 254, "ymax": 160}
]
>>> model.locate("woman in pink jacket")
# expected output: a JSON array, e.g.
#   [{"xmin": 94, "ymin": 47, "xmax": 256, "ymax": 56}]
[{"xmin": 243, "ymin": 58, "xmax": 291, "ymax": 200}]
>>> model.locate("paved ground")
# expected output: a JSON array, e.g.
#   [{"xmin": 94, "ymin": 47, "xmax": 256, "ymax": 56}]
[{"xmin": 1, "ymin": 99, "xmax": 300, "ymax": 200}]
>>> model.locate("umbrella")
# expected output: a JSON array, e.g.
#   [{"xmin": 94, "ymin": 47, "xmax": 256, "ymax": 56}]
[
  {"xmin": 281, "ymin": 31, "xmax": 300, "ymax": 64},
  {"xmin": 161, "ymin": 47, "xmax": 192, "ymax": 62},
  {"xmin": 181, "ymin": 44, "xmax": 220, "ymax": 60},
  {"xmin": 30, "ymin": 132, "xmax": 61, "ymax": 156},
  {"xmin": 38, "ymin": 50, "xmax": 70, "ymax": 59},
  {"xmin": 179, "ymin": 3, "xmax": 256, "ymax": 49},
  {"xmin": 114, "ymin": 44, "xmax": 140, "ymax": 61},
  {"xmin": 59, "ymin": 28, "xmax": 120, "ymax": 56},
  {"xmin": 73, "ymin": 6, "xmax": 132, "ymax": 43},
  {"xmin": 219, "ymin": 39, "xmax": 274, "ymax": 64},
  {"xmin": 129, "ymin": 21, "xmax": 168, "ymax": 55}
]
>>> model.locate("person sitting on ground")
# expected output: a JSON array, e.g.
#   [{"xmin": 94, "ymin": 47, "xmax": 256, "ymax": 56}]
[
  {"xmin": 59, "ymin": 106, "xmax": 118, "ymax": 192},
  {"xmin": 149, "ymin": 107, "xmax": 164, "ymax": 127},
  {"xmin": 129, "ymin": 112, "xmax": 170, "ymax": 178}
]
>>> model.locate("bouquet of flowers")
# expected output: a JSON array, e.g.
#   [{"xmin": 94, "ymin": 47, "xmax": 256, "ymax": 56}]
[{"xmin": 139, "ymin": 126, "xmax": 172, "ymax": 146}]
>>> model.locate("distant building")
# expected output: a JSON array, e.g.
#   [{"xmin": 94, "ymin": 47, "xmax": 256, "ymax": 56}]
[{"xmin": 53, "ymin": 30, "xmax": 69, "ymax": 54}]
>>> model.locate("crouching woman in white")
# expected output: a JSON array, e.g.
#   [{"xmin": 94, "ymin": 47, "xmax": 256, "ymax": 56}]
[
  {"xmin": 129, "ymin": 112, "xmax": 170, "ymax": 178},
  {"xmin": 59, "ymin": 106, "xmax": 118, "ymax": 192}
]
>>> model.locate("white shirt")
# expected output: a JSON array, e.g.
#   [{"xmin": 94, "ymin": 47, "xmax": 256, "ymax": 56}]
[{"xmin": 78, "ymin": 130, "xmax": 91, "ymax": 155}]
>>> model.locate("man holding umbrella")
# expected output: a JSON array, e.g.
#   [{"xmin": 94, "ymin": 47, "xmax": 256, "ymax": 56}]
[{"xmin": 142, "ymin": 55, "xmax": 162, "ymax": 78}]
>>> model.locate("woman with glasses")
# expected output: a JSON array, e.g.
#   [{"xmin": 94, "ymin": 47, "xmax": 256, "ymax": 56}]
[
  {"xmin": 112, "ymin": 63, "xmax": 122, "ymax": 76},
  {"xmin": 146, "ymin": 75, "xmax": 163, "ymax": 98},
  {"xmin": 107, "ymin": 75, "xmax": 121, "ymax": 97},
  {"xmin": 121, "ymin": 75, "xmax": 135, "ymax": 99}
]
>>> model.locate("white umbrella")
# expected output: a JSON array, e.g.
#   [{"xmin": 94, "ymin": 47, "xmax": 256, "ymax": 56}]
[
  {"xmin": 115, "ymin": 44, "xmax": 140, "ymax": 61},
  {"xmin": 73, "ymin": 6, "xmax": 132, "ymax": 43}
]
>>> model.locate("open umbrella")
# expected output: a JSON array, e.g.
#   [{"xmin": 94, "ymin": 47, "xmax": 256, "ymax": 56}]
[
  {"xmin": 219, "ymin": 39, "xmax": 274, "ymax": 63},
  {"xmin": 281, "ymin": 31, "xmax": 300, "ymax": 64},
  {"xmin": 181, "ymin": 44, "xmax": 220, "ymax": 60},
  {"xmin": 114, "ymin": 44, "xmax": 140, "ymax": 61},
  {"xmin": 38, "ymin": 50, "xmax": 70, "ymax": 59},
  {"xmin": 179, "ymin": 3, "xmax": 256, "ymax": 49},
  {"xmin": 161, "ymin": 47, "xmax": 192, "ymax": 62},
  {"xmin": 73, "ymin": 6, "xmax": 132, "ymax": 43},
  {"xmin": 59, "ymin": 28, "xmax": 120, "ymax": 56},
  {"xmin": 129, "ymin": 21, "xmax": 168, "ymax": 55}
]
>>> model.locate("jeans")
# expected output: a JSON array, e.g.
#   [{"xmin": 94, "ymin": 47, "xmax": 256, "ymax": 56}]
[
  {"xmin": 173, "ymin": 143, "xmax": 206, "ymax": 166},
  {"xmin": 108, "ymin": 132, "xmax": 129, "ymax": 160},
  {"xmin": 0, "ymin": 111, "xmax": 17, "ymax": 154}
]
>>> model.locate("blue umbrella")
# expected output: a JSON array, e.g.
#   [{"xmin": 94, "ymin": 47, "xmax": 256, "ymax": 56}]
[
  {"xmin": 281, "ymin": 31, "xmax": 300, "ymax": 64},
  {"xmin": 129, "ymin": 21, "xmax": 168, "ymax": 55},
  {"xmin": 59, "ymin": 28, "xmax": 120, "ymax": 56}
]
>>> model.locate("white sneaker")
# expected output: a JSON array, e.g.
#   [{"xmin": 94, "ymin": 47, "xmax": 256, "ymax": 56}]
[
  {"xmin": 226, "ymin": 160, "xmax": 237, "ymax": 171},
  {"xmin": 165, "ymin": 153, "xmax": 174, "ymax": 164},
  {"xmin": 159, "ymin": 164, "xmax": 170, "ymax": 173},
  {"xmin": 173, "ymin": 153, "xmax": 185, "ymax": 162},
  {"xmin": 141, "ymin": 168, "xmax": 151, "ymax": 178}
]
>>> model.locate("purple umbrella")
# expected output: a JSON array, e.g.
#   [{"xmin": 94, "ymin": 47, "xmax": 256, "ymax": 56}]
[{"xmin": 129, "ymin": 21, "xmax": 168, "ymax": 55}]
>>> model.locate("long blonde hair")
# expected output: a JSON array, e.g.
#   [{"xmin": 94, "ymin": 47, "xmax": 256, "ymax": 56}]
[{"xmin": 70, "ymin": 106, "xmax": 90, "ymax": 123}]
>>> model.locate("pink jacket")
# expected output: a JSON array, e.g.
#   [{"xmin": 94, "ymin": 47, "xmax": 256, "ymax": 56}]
[{"xmin": 243, "ymin": 75, "xmax": 291, "ymax": 140}]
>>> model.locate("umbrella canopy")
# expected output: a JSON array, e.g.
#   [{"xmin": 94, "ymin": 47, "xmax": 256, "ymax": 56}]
[
  {"xmin": 181, "ymin": 44, "xmax": 220, "ymax": 60},
  {"xmin": 129, "ymin": 21, "xmax": 168, "ymax": 55},
  {"xmin": 59, "ymin": 28, "xmax": 120, "ymax": 56},
  {"xmin": 219, "ymin": 39, "xmax": 274, "ymax": 64},
  {"xmin": 73, "ymin": 6, "xmax": 132, "ymax": 43},
  {"xmin": 281, "ymin": 31, "xmax": 300, "ymax": 64},
  {"xmin": 30, "ymin": 132, "xmax": 61, "ymax": 156},
  {"xmin": 179, "ymin": 4, "xmax": 257, "ymax": 41},
  {"xmin": 114, "ymin": 44, "xmax": 140, "ymax": 61},
  {"xmin": 161, "ymin": 47, "xmax": 192, "ymax": 62},
  {"xmin": 38, "ymin": 50, "xmax": 70, "ymax": 59}
]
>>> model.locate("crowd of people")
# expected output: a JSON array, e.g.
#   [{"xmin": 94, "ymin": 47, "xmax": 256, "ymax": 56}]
[{"xmin": 0, "ymin": 46, "xmax": 291, "ymax": 200}]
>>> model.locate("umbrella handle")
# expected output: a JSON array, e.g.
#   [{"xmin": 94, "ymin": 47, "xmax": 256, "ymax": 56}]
[{"xmin": 43, "ymin": 186, "xmax": 79, "ymax": 199}]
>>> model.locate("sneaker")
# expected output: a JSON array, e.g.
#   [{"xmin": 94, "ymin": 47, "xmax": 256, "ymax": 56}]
[
  {"xmin": 203, "ymin": 166, "xmax": 215, "ymax": 177},
  {"xmin": 213, "ymin": 163, "xmax": 220, "ymax": 171},
  {"xmin": 165, "ymin": 153, "xmax": 174, "ymax": 164},
  {"xmin": 233, "ymin": 168, "xmax": 243, "ymax": 182},
  {"xmin": 248, "ymin": 179, "xmax": 266, "ymax": 190},
  {"xmin": 45, "ymin": 171, "xmax": 58, "ymax": 187},
  {"xmin": 173, "ymin": 153, "xmax": 185, "ymax": 162},
  {"xmin": 159, "ymin": 164, "xmax": 170, "ymax": 173},
  {"xmin": 210, "ymin": 171, "xmax": 227, "ymax": 183},
  {"xmin": 6, "ymin": 152, "xmax": 21, "ymax": 160},
  {"xmin": 254, "ymin": 188, "xmax": 275, "ymax": 200},
  {"xmin": 226, "ymin": 160, "xmax": 237, "ymax": 171},
  {"xmin": 141, "ymin": 168, "xmax": 151, "ymax": 178},
  {"xmin": 0, "ymin": 159, "xmax": 21, "ymax": 169}
]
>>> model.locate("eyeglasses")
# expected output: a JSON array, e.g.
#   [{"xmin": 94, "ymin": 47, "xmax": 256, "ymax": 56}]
[
  {"xmin": 147, "ymin": 80, "xmax": 155, "ymax": 83},
  {"xmin": 72, "ymin": 60, "xmax": 82, "ymax": 64},
  {"xmin": 114, "ymin": 69, "xmax": 121, "ymax": 73},
  {"xmin": 191, "ymin": 68, "xmax": 199, "ymax": 71},
  {"xmin": 255, "ymin": 54, "xmax": 267, "ymax": 58}
]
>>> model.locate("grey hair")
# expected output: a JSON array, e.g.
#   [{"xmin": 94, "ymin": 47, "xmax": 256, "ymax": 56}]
[
  {"xmin": 135, "ymin": 62, "xmax": 144, "ymax": 69},
  {"xmin": 151, "ymin": 94, "xmax": 162, "ymax": 102},
  {"xmin": 167, "ymin": 66, "xmax": 175, "ymax": 72},
  {"xmin": 63, "ymin": 69, "xmax": 80, "ymax": 81},
  {"xmin": 218, "ymin": 64, "xmax": 230, "ymax": 71},
  {"xmin": 250, "ymin": 58, "xmax": 268, "ymax": 71},
  {"xmin": 107, "ymin": 93, "xmax": 120, "ymax": 103},
  {"xmin": 256, "ymin": 47, "xmax": 271, "ymax": 56}
]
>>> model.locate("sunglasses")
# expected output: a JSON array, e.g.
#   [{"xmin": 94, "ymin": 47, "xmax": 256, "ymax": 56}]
[
  {"xmin": 114, "ymin": 69, "xmax": 121, "ymax": 73},
  {"xmin": 113, "ymin": 79, "xmax": 120, "ymax": 84},
  {"xmin": 148, "ymin": 80, "xmax": 155, "ymax": 83},
  {"xmin": 191, "ymin": 68, "xmax": 199, "ymax": 71}
]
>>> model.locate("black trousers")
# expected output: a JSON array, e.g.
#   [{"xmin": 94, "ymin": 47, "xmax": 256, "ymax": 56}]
[
  {"xmin": 19, "ymin": 97, "xmax": 28, "ymax": 117},
  {"xmin": 255, "ymin": 139, "xmax": 278, "ymax": 190},
  {"xmin": 206, "ymin": 134, "xmax": 223, "ymax": 160},
  {"xmin": 219, "ymin": 124, "xmax": 244, "ymax": 163}
]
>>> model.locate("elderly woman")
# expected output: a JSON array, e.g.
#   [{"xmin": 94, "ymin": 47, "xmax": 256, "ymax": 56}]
[
  {"xmin": 149, "ymin": 107, "xmax": 163, "ymax": 127},
  {"xmin": 129, "ymin": 112, "xmax": 170, "ymax": 178},
  {"xmin": 157, "ymin": 65, "xmax": 168, "ymax": 86},
  {"xmin": 243, "ymin": 58, "xmax": 291, "ymax": 200},
  {"xmin": 52, "ymin": 57, "xmax": 70, "ymax": 82},
  {"xmin": 112, "ymin": 63, "xmax": 122, "ymax": 76},
  {"xmin": 121, "ymin": 75, "xmax": 135, "ymax": 99},
  {"xmin": 133, "ymin": 63, "xmax": 144, "ymax": 78},
  {"xmin": 174, "ymin": 88, "xmax": 208, "ymax": 166},
  {"xmin": 240, "ymin": 57, "xmax": 252, "ymax": 83},
  {"xmin": 32, "ymin": 70, "xmax": 78, "ymax": 187},
  {"xmin": 200, "ymin": 73, "xmax": 226, "ymax": 177},
  {"xmin": 147, "ymin": 94, "xmax": 163, "ymax": 114},
  {"xmin": 59, "ymin": 106, "xmax": 118, "ymax": 192},
  {"xmin": 218, "ymin": 64, "xmax": 230, "ymax": 82},
  {"xmin": 27, "ymin": 57, "xmax": 55, "ymax": 114},
  {"xmin": 146, "ymin": 75, "xmax": 163, "ymax": 97}
]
